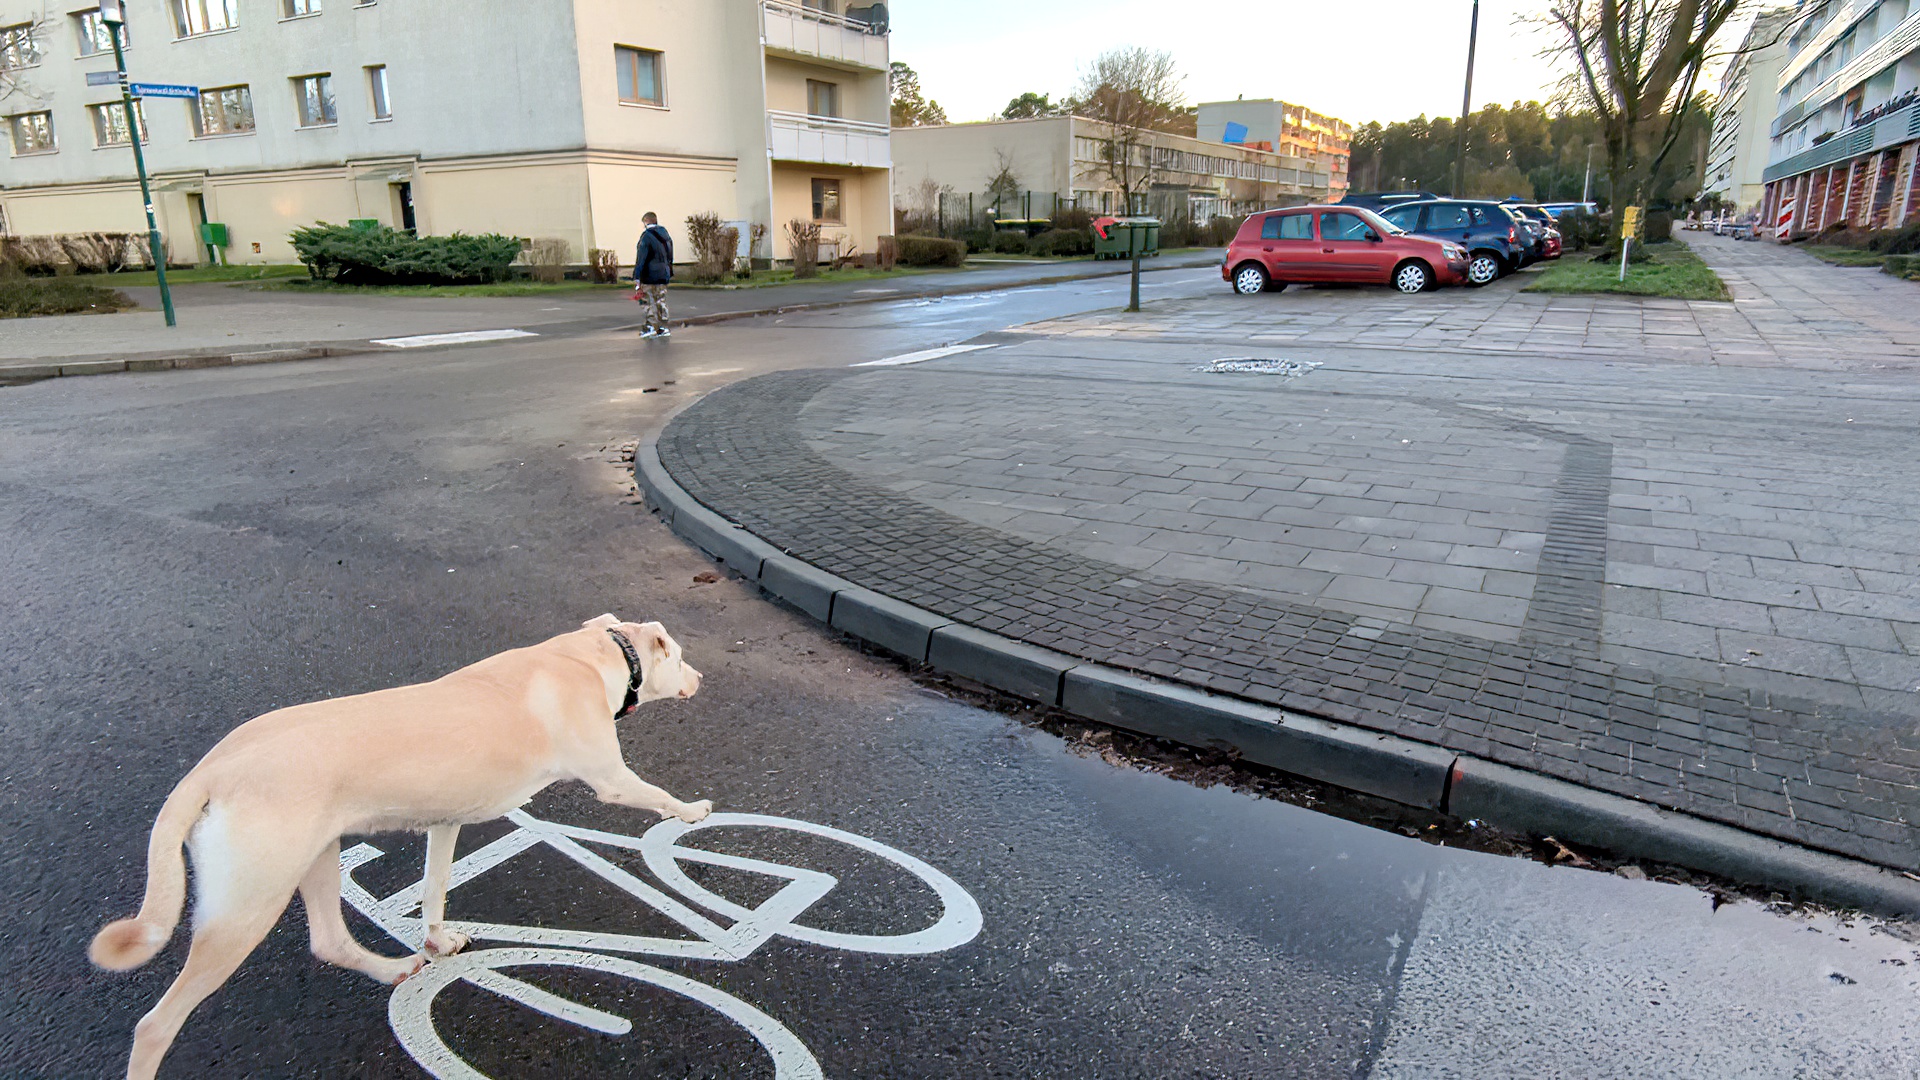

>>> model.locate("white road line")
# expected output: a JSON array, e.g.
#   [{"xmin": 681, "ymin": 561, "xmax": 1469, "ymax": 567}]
[
  {"xmin": 371, "ymin": 329, "xmax": 539, "ymax": 348},
  {"xmin": 851, "ymin": 343, "xmax": 997, "ymax": 367}
]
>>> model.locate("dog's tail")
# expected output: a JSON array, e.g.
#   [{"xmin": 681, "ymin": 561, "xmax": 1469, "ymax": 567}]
[{"xmin": 89, "ymin": 778, "xmax": 209, "ymax": 971}]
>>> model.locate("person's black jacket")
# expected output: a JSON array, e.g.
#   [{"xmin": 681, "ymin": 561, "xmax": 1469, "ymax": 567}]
[{"xmin": 634, "ymin": 224, "xmax": 674, "ymax": 285}]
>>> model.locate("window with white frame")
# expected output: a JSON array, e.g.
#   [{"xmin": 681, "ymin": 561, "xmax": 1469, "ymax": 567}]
[
  {"xmin": 366, "ymin": 64, "xmax": 390, "ymax": 119},
  {"xmin": 172, "ymin": 0, "xmax": 238, "ymax": 37},
  {"xmin": 283, "ymin": 0, "xmax": 321, "ymax": 15},
  {"xmin": 811, "ymin": 178, "xmax": 841, "ymax": 222},
  {"xmin": 806, "ymin": 79, "xmax": 840, "ymax": 118},
  {"xmin": 293, "ymin": 73, "xmax": 335, "ymax": 126},
  {"xmin": 194, "ymin": 84, "xmax": 254, "ymax": 136},
  {"xmin": 615, "ymin": 45, "xmax": 663, "ymax": 105},
  {"xmin": 0, "ymin": 21, "xmax": 41, "ymax": 69},
  {"xmin": 8, "ymin": 111, "xmax": 55, "ymax": 154},
  {"xmin": 74, "ymin": 10, "xmax": 128, "ymax": 56},
  {"xmin": 89, "ymin": 101, "xmax": 147, "ymax": 146}
]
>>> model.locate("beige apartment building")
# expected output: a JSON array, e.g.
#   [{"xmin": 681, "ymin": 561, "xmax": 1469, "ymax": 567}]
[
  {"xmin": 1706, "ymin": 8, "xmax": 1792, "ymax": 212},
  {"xmin": 891, "ymin": 115, "xmax": 1331, "ymax": 223},
  {"xmin": 1196, "ymin": 98, "xmax": 1352, "ymax": 200},
  {"xmin": 0, "ymin": 0, "xmax": 891, "ymax": 266}
]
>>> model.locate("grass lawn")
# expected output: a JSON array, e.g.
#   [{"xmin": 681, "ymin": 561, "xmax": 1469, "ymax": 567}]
[
  {"xmin": 675, "ymin": 263, "xmax": 970, "ymax": 289},
  {"xmin": 1, "ymin": 278, "xmax": 138, "ymax": 318},
  {"xmin": 74, "ymin": 264, "xmax": 313, "ymax": 286},
  {"xmin": 1798, "ymin": 244, "xmax": 1890, "ymax": 267},
  {"xmin": 262, "ymin": 277, "xmax": 622, "ymax": 298},
  {"xmin": 1521, "ymin": 243, "xmax": 1731, "ymax": 301}
]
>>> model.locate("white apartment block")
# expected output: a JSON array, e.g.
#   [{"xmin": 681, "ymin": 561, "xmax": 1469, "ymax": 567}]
[
  {"xmin": 1706, "ymin": 8, "xmax": 1792, "ymax": 211},
  {"xmin": 891, "ymin": 116, "xmax": 1331, "ymax": 223},
  {"xmin": 1761, "ymin": 0, "xmax": 1920, "ymax": 234},
  {"xmin": 0, "ymin": 0, "xmax": 892, "ymax": 265}
]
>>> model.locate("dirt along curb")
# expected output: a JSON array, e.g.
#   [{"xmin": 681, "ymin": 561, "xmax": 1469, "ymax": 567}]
[
  {"xmin": 1, "ymin": 254, "xmax": 1224, "ymax": 387},
  {"xmin": 634, "ymin": 433, "xmax": 1920, "ymax": 918}
]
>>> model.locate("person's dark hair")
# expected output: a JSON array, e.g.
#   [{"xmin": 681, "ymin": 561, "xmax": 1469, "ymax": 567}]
[{"xmin": 642, "ymin": 212, "xmax": 658, "ymax": 224}]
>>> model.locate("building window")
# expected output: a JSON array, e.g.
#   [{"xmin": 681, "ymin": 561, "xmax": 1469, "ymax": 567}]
[
  {"xmin": 283, "ymin": 0, "xmax": 320, "ymax": 15},
  {"xmin": 293, "ymin": 73, "xmax": 336, "ymax": 126},
  {"xmin": 806, "ymin": 79, "xmax": 840, "ymax": 118},
  {"xmin": 811, "ymin": 178, "xmax": 842, "ymax": 222},
  {"xmin": 0, "ymin": 21, "xmax": 40, "ymax": 69},
  {"xmin": 75, "ymin": 11, "xmax": 128, "ymax": 56},
  {"xmin": 8, "ymin": 111, "xmax": 55, "ymax": 155},
  {"xmin": 366, "ymin": 64, "xmax": 390, "ymax": 119},
  {"xmin": 194, "ymin": 84, "xmax": 255, "ymax": 136},
  {"xmin": 615, "ymin": 45, "xmax": 663, "ymax": 106},
  {"xmin": 172, "ymin": 0, "xmax": 238, "ymax": 37},
  {"xmin": 89, "ymin": 101, "xmax": 147, "ymax": 146}
]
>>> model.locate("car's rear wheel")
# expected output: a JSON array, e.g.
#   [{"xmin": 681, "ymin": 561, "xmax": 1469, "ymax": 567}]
[
  {"xmin": 1464, "ymin": 252, "xmax": 1502, "ymax": 286},
  {"xmin": 1231, "ymin": 262, "xmax": 1269, "ymax": 295},
  {"xmin": 1392, "ymin": 260, "xmax": 1431, "ymax": 293}
]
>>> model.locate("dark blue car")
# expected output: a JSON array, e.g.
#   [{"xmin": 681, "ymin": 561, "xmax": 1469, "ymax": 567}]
[{"xmin": 1374, "ymin": 199, "xmax": 1528, "ymax": 286}]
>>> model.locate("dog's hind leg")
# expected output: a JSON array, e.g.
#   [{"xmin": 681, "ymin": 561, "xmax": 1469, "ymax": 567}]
[
  {"xmin": 420, "ymin": 824, "xmax": 470, "ymax": 957},
  {"xmin": 298, "ymin": 839, "xmax": 424, "ymax": 985},
  {"xmin": 124, "ymin": 815, "xmax": 311, "ymax": 1080}
]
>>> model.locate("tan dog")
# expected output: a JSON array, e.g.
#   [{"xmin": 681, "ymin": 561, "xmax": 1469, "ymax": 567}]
[{"xmin": 90, "ymin": 615, "xmax": 708, "ymax": 1080}]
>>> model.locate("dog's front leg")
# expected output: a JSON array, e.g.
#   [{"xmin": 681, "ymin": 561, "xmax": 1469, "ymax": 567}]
[
  {"xmin": 584, "ymin": 764, "xmax": 711, "ymax": 824},
  {"xmin": 419, "ymin": 825, "xmax": 469, "ymax": 958}
]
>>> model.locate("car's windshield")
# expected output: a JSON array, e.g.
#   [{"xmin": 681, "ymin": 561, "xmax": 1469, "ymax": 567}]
[{"xmin": 1355, "ymin": 207, "xmax": 1405, "ymax": 235}]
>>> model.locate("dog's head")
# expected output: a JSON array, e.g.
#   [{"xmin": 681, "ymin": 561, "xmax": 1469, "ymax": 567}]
[{"xmin": 583, "ymin": 614, "xmax": 701, "ymax": 704}]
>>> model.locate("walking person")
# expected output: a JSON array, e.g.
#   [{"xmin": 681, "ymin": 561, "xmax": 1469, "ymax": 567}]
[{"xmin": 633, "ymin": 212, "xmax": 674, "ymax": 339}]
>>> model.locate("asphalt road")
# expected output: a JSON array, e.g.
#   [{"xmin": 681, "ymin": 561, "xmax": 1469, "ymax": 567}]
[{"xmin": 2, "ymin": 267, "xmax": 1916, "ymax": 1079}]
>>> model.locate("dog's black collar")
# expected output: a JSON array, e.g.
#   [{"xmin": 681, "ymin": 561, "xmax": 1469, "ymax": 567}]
[{"xmin": 607, "ymin": 628, "xmax": 643, "ymax": 717}]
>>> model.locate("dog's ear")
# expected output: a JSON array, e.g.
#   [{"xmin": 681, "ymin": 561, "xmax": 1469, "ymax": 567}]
[
  {"xmin": 635, "ymin": 621, "xmax": 672, "ymax": 653},
  {"xmin": 581, "ymin": 613, "xmax": 620, "ymax": 631}
]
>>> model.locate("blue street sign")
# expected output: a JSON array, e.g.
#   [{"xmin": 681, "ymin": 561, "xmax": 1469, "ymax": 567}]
[
  {"xmin": 85, "ymin": 70, "xmax": 119, "ymax": 86},
  {"xmin": 130, "ymin": 82, "xmax": 198, "ymax": 99}
]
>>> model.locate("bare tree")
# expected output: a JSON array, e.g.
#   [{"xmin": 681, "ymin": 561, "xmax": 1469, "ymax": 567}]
[
  {"xmin": 1073, "ymin": 47, "xmax": 1185, "ymax": 215},
  {"xmin": 984, "ymin": 149, "xmax": 1021, "ymax": 212},
  {"xmin": 0, "ymin": 14, "xmax": 50, "ymax": 106},
  {"xmin": 1542, "ymin": 0, "xmax": 1799, "ymax": 213}
]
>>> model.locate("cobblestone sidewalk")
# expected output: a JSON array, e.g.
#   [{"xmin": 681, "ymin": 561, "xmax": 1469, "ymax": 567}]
[{"xmin": 658, "ymin": 293, "xmax": 1920, "ymax": 872}]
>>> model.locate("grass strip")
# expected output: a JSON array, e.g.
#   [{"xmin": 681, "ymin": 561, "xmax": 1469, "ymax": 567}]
[
  {"xmin": 1522, "ymin": 242, "xmax": 1731, "ymax": 301},
  {"xmin": 0, "ymin": 279, "xmax": 138, "ymax": 318}
]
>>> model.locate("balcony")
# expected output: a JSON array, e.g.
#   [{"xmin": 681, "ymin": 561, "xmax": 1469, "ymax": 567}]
[
  {"xmin": 762, "ymin": 1, "xmax": 888, "ymax": 72},
  {"xmin": 769, "ymin": 110, "xmax": 890, "ymax": 168},
  {"xmin": 1763, "ymin": 100, "xmax": 1920, "ymax": 181}
]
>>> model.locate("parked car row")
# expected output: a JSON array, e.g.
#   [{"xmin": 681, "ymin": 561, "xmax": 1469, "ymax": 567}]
[{"xmin": 1221, "ymin": 196, "xmax": 1571, "ymax": 295}]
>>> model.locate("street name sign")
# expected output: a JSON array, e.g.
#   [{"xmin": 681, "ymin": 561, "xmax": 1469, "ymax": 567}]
[
  {"xmin": 130, "ymin": 82, "xmax": 198, "ymax": 99},
  {"xmin": 85, "ymin": 70, "xmax": 119, "ymax": 86}
]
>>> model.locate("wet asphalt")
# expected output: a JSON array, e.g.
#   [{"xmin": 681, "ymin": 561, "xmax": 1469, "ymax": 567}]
[{"xmin": 2, "ymin": 269, "xmax": 1916, "ymax": 1079}]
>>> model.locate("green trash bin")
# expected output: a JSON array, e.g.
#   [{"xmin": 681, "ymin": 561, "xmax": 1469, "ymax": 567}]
[{"xmin": 1093, "ymin": 217, "xmax": 1161, "ymax": 259}]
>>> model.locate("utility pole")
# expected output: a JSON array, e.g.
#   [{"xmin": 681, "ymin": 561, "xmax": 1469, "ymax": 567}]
[
  {"xmin": 101, "ymin": 0, "xmax": 174, "ymax": 327},
  {"xmin": 1452, "ymin": 0, "xmax": 1480, "ymax": 199},
  {"xmin": 1582, "ymin": 144, "xmax": 1594, "ymax": 204}
]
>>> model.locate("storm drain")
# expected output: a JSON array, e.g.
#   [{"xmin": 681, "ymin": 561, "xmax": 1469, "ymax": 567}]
[{"xmin": 1194, "ymin": 357, "xmax": 1323, "ymax": 377}]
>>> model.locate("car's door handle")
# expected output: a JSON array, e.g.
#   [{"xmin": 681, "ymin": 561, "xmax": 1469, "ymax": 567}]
[
  {"xmin": 1263, "ymin": 246, "xmax": 1274, "ymax": 251},
  {"xmin": 1322, "ymin": 247, "xmax": 1335, "ymax": 253}
]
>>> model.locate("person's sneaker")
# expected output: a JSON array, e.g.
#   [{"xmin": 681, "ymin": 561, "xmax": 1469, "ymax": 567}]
[
  {"xmin": 637, "ymin": 328, "xmax": 657, "ymax": 338},
  {"xmin": 656, "ymin": 327, "xmax": 671, "ymax": 338}
]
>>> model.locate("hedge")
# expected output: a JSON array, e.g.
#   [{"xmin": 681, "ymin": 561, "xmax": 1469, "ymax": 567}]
[
  {"xmin": 0, "ymin": 278, "xmax": 137, "ymax": 318},
  {"xmin": 289, "ymin": 223, "xmax": 524, "ymax": 285},
  {"xmin": 1029, "ymin": 228, "xmax": 1092, "ymax": 256},
  {"xmin": 896, "ymin": 236, "xmax": 967, "ymax": 267}
]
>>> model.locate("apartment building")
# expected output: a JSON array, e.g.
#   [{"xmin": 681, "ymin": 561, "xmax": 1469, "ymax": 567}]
[
  {"xmin": 1706, "ymin": 8, "xmax": 1793, "ymax": 211},
  {"xmin": 891, "ymin": 115, "xmax": 1331, "ymax": 223},
  {"xmin": 0, "ymin": 0, "xmax": 891, "ymax": 265},
  {"xmin": 1760, "ymin": 0, "xmax": 1920, "ymax": 236},
  {"xmin": 1196, "ymin": 98, "xmax": 1352, "ymax": 200}
]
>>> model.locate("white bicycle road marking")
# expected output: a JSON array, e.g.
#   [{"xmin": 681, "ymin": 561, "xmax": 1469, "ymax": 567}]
[
  {"xmin": 849, "ymin": 343, "xmax": 997, "ymax": 367},
  {"xmin": 371, "ymin": 329, "xmax": 539, "ymax": 348},
  {"xmin": 340, "ymin": 809, "xmax": 982, "ymax": 1079}
]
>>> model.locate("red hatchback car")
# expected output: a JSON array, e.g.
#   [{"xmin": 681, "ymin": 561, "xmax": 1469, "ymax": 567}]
[{"xmin": 1223, "ymin": 205, "xmax": 1470, "ymax": 295}]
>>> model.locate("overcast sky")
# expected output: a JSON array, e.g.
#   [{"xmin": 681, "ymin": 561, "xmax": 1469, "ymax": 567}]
[{"xmin": 891, "ymin": 0, "xmax": 1577, "ymax": 128}]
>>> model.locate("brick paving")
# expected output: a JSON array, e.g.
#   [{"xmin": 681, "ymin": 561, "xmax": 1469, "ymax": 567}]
[{"xmin": 659, "ymin": 247, "xmax": 1920, "ymax": 872}]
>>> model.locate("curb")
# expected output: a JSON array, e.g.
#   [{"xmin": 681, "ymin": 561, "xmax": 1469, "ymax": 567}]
[
  {"xmin": 635, "ymin": 433, "xmax": 1920, "ymax": 918},
  {"xmin": 2, "ymin": 255, "xmax": 1223, "ymax": 386}
]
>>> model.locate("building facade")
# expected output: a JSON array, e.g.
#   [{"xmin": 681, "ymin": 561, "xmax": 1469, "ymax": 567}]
[
  {"xmin": 1760, "ymin": 0, "xmax": 1920, "ymax": 236},
  {"xmin": 0, "ymin": 0, "xmax": 891, "ymax": 265},
  {"xmin": 891, "ymin": 115, "xmax": 1332, "ymax": 224},
  {"xmin": 1707, "ymin": 8, "xmax": 1793, "ymax": 211},
  {"xmin": 1196, "ymin": 98, "xmax": 1352, "ymax": 201}
]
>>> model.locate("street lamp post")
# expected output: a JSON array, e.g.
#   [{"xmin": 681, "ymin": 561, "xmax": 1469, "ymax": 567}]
[
  {"xmin": 100, "ymin": 0, "xmax": 174, "ymax": 327},
  {"xmin": 1582, "ymin": 145, "xmax": 1594, "ymax": 205},
  {"xmin": 1452, "ymin": 0, "xmax": 1480, "ymax": 199}
]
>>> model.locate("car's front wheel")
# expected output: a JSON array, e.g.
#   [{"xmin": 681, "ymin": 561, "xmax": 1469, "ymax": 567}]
[
  {"xmin": 1464, "ymin": 252, "xmax": 1503, "ymax": 286},
  {"xmin": 1231, "ymin": 262, "xmax": 1270, "ymax": 295},
  {"xmin": 1393, "ymin": 260, "xmax": 1431, "ymax": 294}
]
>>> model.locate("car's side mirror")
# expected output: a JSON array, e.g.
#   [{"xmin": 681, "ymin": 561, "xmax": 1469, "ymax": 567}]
[{"xmin": 1364, "ymin": 230, "xmax": 1382, "ymax": 242}]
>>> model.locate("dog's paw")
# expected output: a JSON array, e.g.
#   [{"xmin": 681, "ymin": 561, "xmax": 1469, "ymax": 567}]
[
  {"xmin": 675, "ymin": 799, "xmax": 712, "ymax": 824},
  {"xmin": 389, "ymin": 954, "xmax": 428, "ymax": 985},
  {"xmin": 425, "ymin": 927, "xmax": 471, "ymax": 958}
]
